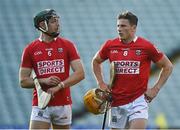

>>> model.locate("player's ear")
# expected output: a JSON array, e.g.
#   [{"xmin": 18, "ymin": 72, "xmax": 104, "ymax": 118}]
[{"xmin": 132, "ymin": 25, "xmax": 137, "ymax": 30}]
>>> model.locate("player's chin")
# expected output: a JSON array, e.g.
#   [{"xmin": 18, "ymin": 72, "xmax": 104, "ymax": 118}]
[
  {"xmin": 55, "ymin": 29, "xmax": 60, "ymax": 34},
  {"xmin": 118, "ymin": 33, "xmax": 124, "ymax": 38},
  {"xmin": 54, "ymin": 27, "xmax": 60, "ymax": 33},
  {"xmin": 119, "ymin": 35, "xmax": 125, "ymax": 40},
  {"xmin": 58, "ymin": 30, "xmax": 61, "ymax": 35}
]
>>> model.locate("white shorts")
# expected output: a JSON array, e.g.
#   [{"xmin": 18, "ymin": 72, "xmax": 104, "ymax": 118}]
[
  {"xmin": 108, "ymin": 95, "xmax": 148, "ymax": 129},
  {"xmin": 30, "ymin": 105, "xmax": 72, "ymax": 125}
]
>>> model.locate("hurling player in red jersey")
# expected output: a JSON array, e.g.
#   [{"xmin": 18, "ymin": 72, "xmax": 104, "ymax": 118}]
[
  {"xmin": 19, "ymin": 9, "xmax": 84, "ymax": 129},
  {"xmin": 92, "ymin": 11, "xmax": 173, "ymax": 129}
]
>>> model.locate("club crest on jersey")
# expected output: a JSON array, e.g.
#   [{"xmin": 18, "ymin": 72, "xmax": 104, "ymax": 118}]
[
  {"xmin": 135, "ymin": 50, "xmax": 141, "ymax": 56},
  {"xmin": 58, "ymin": 48, "xmax": 63, "ymax": 53}
]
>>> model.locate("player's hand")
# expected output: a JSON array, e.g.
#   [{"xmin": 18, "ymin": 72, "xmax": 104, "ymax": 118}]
[
  {"xmin": 98, "ymin": 81, "xmax": 111, "ymax": 93},
  {"xmin": 47, "ymin": 86, "xmax": 61, "ymax": 98},
  {"xmin": 144, "ymin": 87, "xmax": 160, "ymax": 103},
  {"xmin": 40, "ymin": 76, "xmax": 61, "ymax": 86}
]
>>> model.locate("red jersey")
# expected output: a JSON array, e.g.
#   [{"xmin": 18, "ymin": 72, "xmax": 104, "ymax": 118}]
[
  {"xmin": 21, "ymin": 37, "xmax": 80, "ymax": 106},
  {"xmin": 99, "ymin": 37, "xmax": 163, "ymax": 106}
]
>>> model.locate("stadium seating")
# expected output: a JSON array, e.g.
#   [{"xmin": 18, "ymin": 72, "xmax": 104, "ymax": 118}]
[{"xmin": 0, "ymin": 0, "xmax": 179, "ymax": 128}]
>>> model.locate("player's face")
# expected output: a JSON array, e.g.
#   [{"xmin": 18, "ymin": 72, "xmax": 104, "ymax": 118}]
[
  {"xmin": 117, "ymin": 19, "xmax": 136, "ymax": 42},
  {"xmin": 47, "ymin": 16, "xmax": 60, "ymax": 34}
]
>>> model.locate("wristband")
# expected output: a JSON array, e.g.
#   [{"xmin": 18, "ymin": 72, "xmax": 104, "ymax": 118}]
[
  {"xmin": 60, "ymin": 82, "xmax": 65, "ymax": 88},
  {"xmin": 58, "ymin": 82, "xmax": 65, "ymax": 89}
]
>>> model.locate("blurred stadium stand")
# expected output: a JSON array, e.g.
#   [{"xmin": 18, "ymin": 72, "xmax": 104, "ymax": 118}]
[{"xmin": 0, "ymin": 0, "xmax": 179, "ymax": 129}]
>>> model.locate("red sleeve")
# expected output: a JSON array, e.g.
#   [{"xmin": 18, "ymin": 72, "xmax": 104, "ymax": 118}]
[
  {"xmin": 148, "ymin": 43, "xmax": 163, "ymax": 63},
  {"xmin": 68, "ymin": 42, "xmax": 80, "ymax": 62},
  {"xmin": 20, "ymin": 45, "xmax": 33, "ymax": 68},
  {"xmin": 98, "ymin": 40, "xmax": 110, "ymax": 60}
]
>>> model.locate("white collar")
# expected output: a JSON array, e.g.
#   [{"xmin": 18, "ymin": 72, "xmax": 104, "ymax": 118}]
[
  {"xmin": 38, "ymin": 37, "xmax": 57, "ymax": 42},
  {"xmin": 133, "ymin": 36, "xmax": 138, "ymax": 42}
]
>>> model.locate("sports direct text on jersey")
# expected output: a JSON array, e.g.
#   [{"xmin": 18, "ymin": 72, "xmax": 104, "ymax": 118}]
[
  {"xmin": 37, "ymin": 59, "xmax": 65, "ymax": 75},
  {"xmin": 115, "ymin": 60, "xmax": 140, "ymax": 74}
]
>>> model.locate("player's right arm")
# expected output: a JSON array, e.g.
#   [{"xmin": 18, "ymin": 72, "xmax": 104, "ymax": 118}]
[
  {"xmin": 92, "ymin": 52, "xmax": 109, "ymax": 92},
  {"xmin": 19, "ymin": 67, "xmax": 34, "ymax": 88},
  {"xmin": 19, "ymin": 67, "xmax": 61, "ymax": 88}
]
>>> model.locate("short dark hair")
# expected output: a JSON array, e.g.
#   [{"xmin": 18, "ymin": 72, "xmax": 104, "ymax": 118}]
[{"xmin": 117, "ymin": 11, "xmax": 138, "ymax": 26}]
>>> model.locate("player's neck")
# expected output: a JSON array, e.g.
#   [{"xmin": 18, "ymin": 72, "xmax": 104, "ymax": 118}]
[
  {"xmin": 39, "ymin": 34, "xmax": 56, "ymax": 43},
  {"xmin": 120, "ymin": 36, "xmax": 136, "ymax": 44}
]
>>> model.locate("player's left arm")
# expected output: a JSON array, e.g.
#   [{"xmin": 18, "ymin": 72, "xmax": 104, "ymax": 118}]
[
  {"xmin": 153, "ymin": 55, "xmax": 173, "ymax": 90},
  {"xmin": 145, "ymin": 55, "xmax": 173, "ymax": 102},
  {"xmin": 47, "ymin": 59, "xmax": 85, "ymax": 95},
  {"xmin": 63, "ymin": 59, "xmax": 85, "ymax": 87}
]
